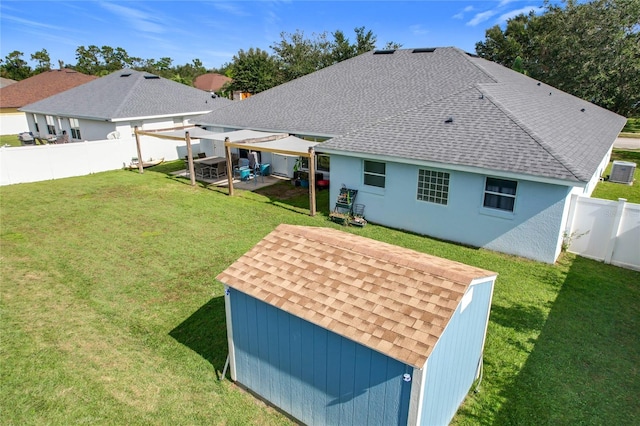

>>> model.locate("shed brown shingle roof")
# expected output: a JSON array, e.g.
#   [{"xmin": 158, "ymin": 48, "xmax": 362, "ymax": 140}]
[
  {"xmin": 217, "ymin": 224, "xmax": 497, "ymax": 368},
  {"xmin": 0, "ymin": 69, "xmax": 97, "ymax": 108}
]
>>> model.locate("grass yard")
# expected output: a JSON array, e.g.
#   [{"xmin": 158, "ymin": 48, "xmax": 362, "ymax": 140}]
[
  {"xmin": 1, "ymin": 134, "xmax": 21, "ymax": 147},
  {"xmin": 621, "ymin": 117, "xmax": 640, "ymax": 135},
  {"xmin": 1, "ymin": 167, "xmax": 638, "ymax": 425},
  {"xmin": 592, "ymin": 149, "xmax": 640, "ymax": 203}
]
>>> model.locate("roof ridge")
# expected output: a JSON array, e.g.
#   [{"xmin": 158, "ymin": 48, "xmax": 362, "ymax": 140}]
[
  {"xmin": 278, "ymin": 224, "xmax": 494, "ymax": 283},
  {"xmin": 477, "ymin": 83, "xmax": 582, "ymax": 181},
  {"xmin": 111, "ymin": 69, "xmax": 142, "ymax": 118},
  {"xmin": 454, "ymin": 48, "xmax": 498, "ymax": 84}
]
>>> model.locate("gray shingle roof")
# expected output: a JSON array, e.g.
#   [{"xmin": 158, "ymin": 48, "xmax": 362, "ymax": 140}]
[
  {"xmin": 195, "ymin": 47, "xmax": 626, "ymax": 183},
  {"xmin": 20, "ymin": 69, "xmax": 231, "ymax": 120}
]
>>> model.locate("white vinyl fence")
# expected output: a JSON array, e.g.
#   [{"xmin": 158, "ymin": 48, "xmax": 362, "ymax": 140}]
[
  {"xmin": 0, "ymin": 136, "xmax": 201, "ymax": 186},
  {"xmin": 564, "ymin": 194, "xmax": 640, "ymax": 271}
]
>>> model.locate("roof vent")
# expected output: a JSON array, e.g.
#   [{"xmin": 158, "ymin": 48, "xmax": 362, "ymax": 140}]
[
  {"xmin": 444, "ymin": 117, "xmax": 454, "ymax": 124},
  {"xmin": 412, "ymin": 48, "xmax": 436, "ymax": 53},
  {"xmin": 144, "ymin": 75, "xmax": 160, "ymax": 79},
  {"xmin": 373, "ymin": 49, "xmax": 396, "ymax": 55},
  {"xmin": 120, "ymin": 73, "xmax": 132, "ymax": 77},
  {"xmin": 609, "ymin": 161, "xmax": 636, "ymax": 185}
]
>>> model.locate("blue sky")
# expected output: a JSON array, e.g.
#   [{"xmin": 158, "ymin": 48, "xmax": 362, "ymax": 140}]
[{"xmin": 0, "ymin": 1, "xmax": 543, "ymax": 70}]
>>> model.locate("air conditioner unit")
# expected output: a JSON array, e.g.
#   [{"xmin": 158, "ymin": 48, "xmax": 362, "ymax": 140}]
[{"xmin": 609, "ymin": 160, "xmax": 636, "ymax": 185}]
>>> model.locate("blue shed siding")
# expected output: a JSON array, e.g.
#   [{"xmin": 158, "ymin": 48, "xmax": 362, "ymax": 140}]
[
  {"xmin": 419, "ymin": 281, "xmax": 494, "ymax": 425},
  {"xmin": 229, "ymin": 288, "xmax": 412, "ymax": 426},
  {"xmin": 327, "ymin": 155, "xmax": 572, "ymax": 263}
]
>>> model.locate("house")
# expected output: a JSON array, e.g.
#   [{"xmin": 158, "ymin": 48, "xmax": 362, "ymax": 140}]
[
  {"xmin": 19, "ymin": 69, "xmax": 231, "ymax": 142},
  {"xmin": 217, "ymin": 224, "xmax": 498, "ymax": 426},
  {"xmin": 194, "ymin": 72, "xmax": 231, "ymax": 93},
  {"xmin": 193, "ymin": 47, "xmax": 627, "ymax": 263},
  {"xmin": 0, "ymin": 77, "xmax": 17, "ymax": 88},
  {"xmin": 0, "ymin": 69, "xmax": 96, "ymax": 135}
]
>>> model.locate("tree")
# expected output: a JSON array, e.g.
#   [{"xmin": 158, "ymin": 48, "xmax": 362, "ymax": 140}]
[
  {"xmin": 475, "ymin": 0, "xmax": 640, "ymax": 116},
  {"xmin": 74, "ymin": 45, "xmax": 102, "ymax": 75},
  {"xmin": 0, "ymin": 51, "xmax": 31, "ymax": 80},
  {"xmin": 227, "ymin": 48, "xmax": 280, "ymax": 94},
  {"xmin": 270, "ymin": 30, "xmax": 332, "ymax": 82},
  {"xmin": 31, "ymin": 49, "xmax": 51, "ymax": 74},
  {"xmin": 353, "ymin": 26, "xmax": 377, "ymax": 54}
]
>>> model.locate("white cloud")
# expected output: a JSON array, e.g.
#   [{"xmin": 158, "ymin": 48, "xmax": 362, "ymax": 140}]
[
  {"xmin": 453, "ymin": 5, "xmax": 475, "ymax": 19},
  {"xmin": 467, "ymin": 10, "xmax": 498, "ymax": 27},
  {"xmin": 497, "ymin": 6, "xmax": 539, "ymax": 23},
  {"xmin": 1, "ymin": 14, "xmax": 64, "ymax": 31},
  {"xmin": 498, "ymin": 0, "xmax": 518, "ymax": 6},
  {"xmin": 211, "ymin": 2, "xmax": 249, "ymax": 17},
  {"xmin": 100, "ymin": 2, "xmax": 164, "ymax": 34},
  {"xmin": 410, "ymin": 24, "xmax": 429, "ymax": 36}
]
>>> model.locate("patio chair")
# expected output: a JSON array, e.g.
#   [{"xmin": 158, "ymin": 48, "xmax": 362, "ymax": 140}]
[
  {"xmin": 211, "ymin": 161, "xmax": 227, "ymax": 179},
  {"xmin": 194, "ymin": 162, "xmax": 211, "ymax": 180}
]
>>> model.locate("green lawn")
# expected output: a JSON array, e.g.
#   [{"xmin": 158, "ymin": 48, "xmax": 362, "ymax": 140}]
[
  {"xmin": 592, "ymin": 150, "xmax": 640, "ymax": 203},
  {"xmin": 1, "ymin": 167, "xmax": 638, "ymax": 425},
  {"xmin": 1, "ymin": 134, "xmax": 21, "ymax": 147},
  {"xmin": 622, "ymin": 117, "xmax": 640, "ymax": 134}
]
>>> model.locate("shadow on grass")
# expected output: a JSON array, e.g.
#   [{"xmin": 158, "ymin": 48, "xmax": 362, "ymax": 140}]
[
  {"xmin": 169, "ymin": 296, "xmax": 229, "ymax": 377},
  {"xmin": 493, "ymin": 256, "xmax": 640, "ymax": 425}
]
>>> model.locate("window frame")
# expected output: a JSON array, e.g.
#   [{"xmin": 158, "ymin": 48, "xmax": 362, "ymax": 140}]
[
  {"xmin": 417, "ymin": 168, "xmax": 450, "ymax": 205},
  {"xmin": 69, "ymin": 118, "xmax": 81, "ymax": 139},
  {"xmin": 33, "ymin": 114, "xmax": 40, "ymax": 133},
  {"xmin": 363, "ymin": 160, "xmax": 386, "ymax": 188},
  {"xmin": 483, "ymin": 177, "xmax": 517, "ymax": 212},
  {"xmin": 45, "ymin": 115, "xmax": 56, "ymax": 135}
]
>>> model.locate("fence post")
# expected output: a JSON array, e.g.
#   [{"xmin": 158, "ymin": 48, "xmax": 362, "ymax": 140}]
[
  {"xmin": 604, "ymin": 198, "xmax": 627, "ymax": 264},
  {"xmin": 564, "ymin": 193, "xmax": 580, "ymax": 238}
]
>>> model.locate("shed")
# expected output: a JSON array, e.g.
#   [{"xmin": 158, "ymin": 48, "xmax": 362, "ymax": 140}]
[{"xmin": 216, "ymin": 224, "xmax": 498, "ymax": 425}]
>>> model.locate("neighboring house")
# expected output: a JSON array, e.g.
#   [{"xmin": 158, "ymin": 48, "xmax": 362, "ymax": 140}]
[
  {"xmin": 194, "ymin": 47, "xmax": 627, "ymax": 263},
  {"xmin": 194, "ymin": 72, "xmax": 231, "ymax": 93},
  {"xmin": 218, "ymin": 224, "xmax": 498, "ymax": 426},
  {"xmin": 0, "ymin": 69, "xmax": 96, "ymax": 135},
  {"xmin": 19, "ymin": 69, "xmax": 232, "ymax": 142},
  {"xmin": 0, "ymin": 77, "xmax": 17, "ymax": 88}
]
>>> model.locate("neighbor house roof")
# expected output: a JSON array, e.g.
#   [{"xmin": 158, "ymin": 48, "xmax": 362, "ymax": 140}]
[
  {"xmin": 0, "ymin": 77, "xmax": 17, "ymax": 88},
  {"xmin": 194, "ymin": 73, "xmax": 232, "ymax": 92},
  {"xmin": 0, "ymin": 69, "xmax": 96, "ymax": 108},
  {"xmin": 217, "ymin": 224, "xmax": 497, "ymax": 368},
  {"xmin": 194, "ymin": 47, "xmax": 626, "ymax": 183},
  {"xmin": 20, "ymin": 69, "xmax": 231, "ymax": 121}
]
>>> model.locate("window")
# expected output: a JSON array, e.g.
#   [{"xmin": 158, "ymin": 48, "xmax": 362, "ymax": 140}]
[
  {"xmin": 69, "ymin": 118, "xmax": 81, "ymax": 139},
  {"xmin": 417, "ymin": 169, "xmax": 450, "ymax": 205},
  {"xmin": 45, "ymin": 115, "xmax": 55, "ymax": 135},
  {"xmin": 32, "ymin": 114, "xmax": 39, "ymax": 133},
  {"xmin": 317, "ymin": 154, "xmax": 330, "ymax": 172},
  {"xmin": 483, "ymin": 177, "xmax": 517, "ymax": 212},
  {"xmin": 364, "ymin": 160, "xmax": 386, "ymax": 188}
]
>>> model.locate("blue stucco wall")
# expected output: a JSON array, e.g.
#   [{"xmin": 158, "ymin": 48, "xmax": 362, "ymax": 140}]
[
  {"xmin": 328, "ymin": 155, "xmax": 572, "ymax": 263},
  {"xmin": 229, "ymin": 288, "xmax": 413, "ymax": 426},
  {"xmin": 419, "ymin": 280, "xmax": 494, "ymax": 425}
]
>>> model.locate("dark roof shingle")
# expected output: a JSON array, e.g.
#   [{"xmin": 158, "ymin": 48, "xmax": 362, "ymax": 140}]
[
  {"xmin": 194, "ymin": 47, "xmax": 626, "ymax": 183},
  {"xmin": 20, "ymin": 69, "xmax": 231, "ymax": 120}
]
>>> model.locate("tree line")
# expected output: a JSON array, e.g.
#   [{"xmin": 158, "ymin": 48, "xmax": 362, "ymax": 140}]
[
  {"xmin": 0, "ymin": 27, "xmax": 397, "ymax": 96},
  {"xmin": 2, "ymin": 1, "xmax": 637, "ymax": 116},
  {"xmin": 476, "ymin": 0, "xmax": 639, "ymax": 116}
]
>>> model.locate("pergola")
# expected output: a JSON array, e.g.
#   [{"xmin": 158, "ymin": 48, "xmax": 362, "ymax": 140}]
[{"xmin": 134, "ymin": 126, "xmax": 320, "ymax": 215}]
